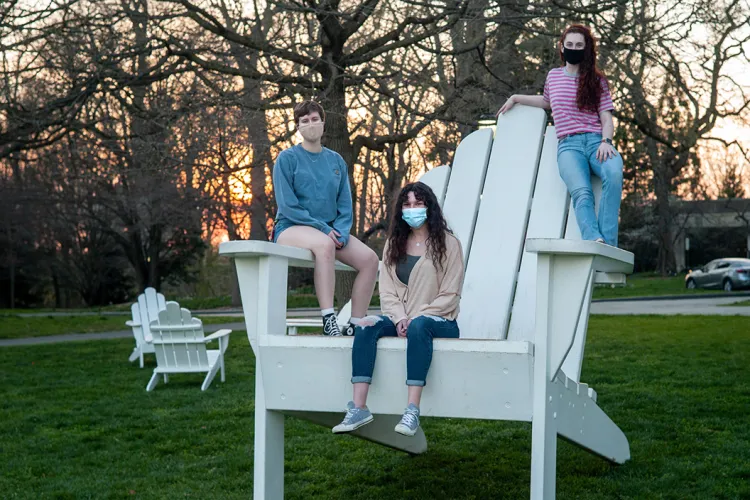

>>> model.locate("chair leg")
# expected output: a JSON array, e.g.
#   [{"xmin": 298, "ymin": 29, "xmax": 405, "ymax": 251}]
[
  {"xmin": 128, "ymin": 347, "xmax": 140, "ymax": 363},
  {"xmin": 202, "ymin": 363, "xmax": 221, "ymax": 391},
  {"xmin": 140, "ymin": 350, "xmax": 144, "ymax": 369},
  {"xmin": 531, "ymin": 254, "xmax": 560, "ymax": 500},
  {"xmin": 530, "ymin": 381, "xmax": 558, "ymax": 500},
  {"xmin": 254, "ymin": 364, "xmax": 284, "ymax": 499},
  {"xmin": 220, "ymin": 353, "xmax": 226, "ymax": 383},
  {"xmin": 146, "ymin": 371, "xmax": 159, "ymax": 391},
  {"xmin": 163, "ymin": 374, "xmax": 168, "ymax": 383}
]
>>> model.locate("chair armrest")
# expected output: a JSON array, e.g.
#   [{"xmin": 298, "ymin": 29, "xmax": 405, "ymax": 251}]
[
  {"xmin": 219, "ymin": 240, "xmax": 354, "ymax": 271},
  {"xmin": 204, "ymin": 329, "xmax": 232, "ymax": 342},
  {"xmin": 126, "ymin": 320, "xmax": 141, "ymax": 327},
  {"xmin": 525, "ymin": 238, "xmax": 634, "ymax": 274}
]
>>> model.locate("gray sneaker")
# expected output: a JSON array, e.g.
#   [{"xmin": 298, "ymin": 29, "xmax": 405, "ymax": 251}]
[
  {"xmin": 394, "ymin": 403, "xmax": 420, "ymax": 436},
  {"xmin": 332, "ymin": 401, "xmax": 373, "ymax": 433}
]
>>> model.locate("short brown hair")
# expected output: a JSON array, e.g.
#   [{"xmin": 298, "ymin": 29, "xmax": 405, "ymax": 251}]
[{"xmin": 293, "ymin": 100, "xmax": 325, "ymax": 125}]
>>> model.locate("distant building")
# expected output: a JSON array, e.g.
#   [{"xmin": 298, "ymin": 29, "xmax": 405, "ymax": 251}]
[{"xmin": 673, "ymin": 198, "xmax": 750, "ymax": 271}]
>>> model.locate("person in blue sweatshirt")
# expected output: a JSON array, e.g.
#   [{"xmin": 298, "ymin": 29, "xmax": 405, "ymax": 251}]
[{"xmin": 272, "ymin": 100, "xmax": 379, "ymax": 336}]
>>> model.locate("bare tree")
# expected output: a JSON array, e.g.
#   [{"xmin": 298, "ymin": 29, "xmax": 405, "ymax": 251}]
[{"xmin": 599, "ymin": 0, "xmax": 750, "ymax": 272}]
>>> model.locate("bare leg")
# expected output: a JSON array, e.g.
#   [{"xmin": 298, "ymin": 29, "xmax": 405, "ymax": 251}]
[
  {"xmin": 407, "ymin": 386, "xmax": 423, "ymax": 408},
  {"xmin": 335, "ymin": 237, "xmax": 379, "ymax": 318},
  {"xmin": 353, "ymin": 382, "xmax": 370, "ymax": 408},
  {"xmin": 277, "ymin": 226, "xmax": 336, "ymax": 310}
]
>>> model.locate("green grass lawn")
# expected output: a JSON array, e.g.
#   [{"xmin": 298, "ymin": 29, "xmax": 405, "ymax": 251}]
[
  {"xmin": 725, "ymin": 299, "xmax": 750, "ymax": 307},
  {"xmin": 175, "ymin": 295, "xmax": 341, "ymax": 310},
  {"xmin": 1, "ymin": 316, "xmax": 749, "ymax": 499},
  {"xmin": 592, "ymin": 273, "xmax": 725, "ymax": 299},
  {"xmin": 0, "ymin": 315, "xmax": 244, "ymax": 340},
  {"xmin": 0, "ymin": 293, "xmax": 381, "ymax": 316}
]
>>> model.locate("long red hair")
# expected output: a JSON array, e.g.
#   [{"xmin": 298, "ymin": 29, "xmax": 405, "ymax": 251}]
[{"xmin": 559, "ymin": 25, "xmax": 606, "ymax": 113}]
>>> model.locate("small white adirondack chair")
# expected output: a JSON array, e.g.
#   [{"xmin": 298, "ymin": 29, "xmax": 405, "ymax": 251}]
[
  {"xmin": 219, "ymin": 106, "xmax": 635, "ymax": 499},
  {"xmin": 126, "ymin": 287, "xmax": 166, "ymax": 368},
  {"xmin": 146, "ymin": 301, "xmax": 232, "ymax": 392}
]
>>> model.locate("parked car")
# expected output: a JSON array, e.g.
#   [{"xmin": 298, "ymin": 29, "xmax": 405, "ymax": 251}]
[{"xmin": 685, "ymin": 258, "xmax": 750, "ymax": 291}]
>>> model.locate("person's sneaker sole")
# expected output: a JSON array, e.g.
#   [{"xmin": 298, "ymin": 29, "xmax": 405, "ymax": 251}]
[
  {"xmin": 394, "ymin": 423, "xmax": 418, "ymax": 436},
  {"xmin": 332, "ymin": 414, "xmax": 374, "ymax": 434}
]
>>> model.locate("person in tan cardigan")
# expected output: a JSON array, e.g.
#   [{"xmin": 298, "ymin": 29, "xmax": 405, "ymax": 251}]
[{"xmin": 333, "ymin": 182, "xmax": 464, "ymax": 437}]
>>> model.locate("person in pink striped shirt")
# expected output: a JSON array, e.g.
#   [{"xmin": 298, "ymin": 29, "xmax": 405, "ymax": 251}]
[{"xmin": 498, "ymin": 24, "xmax": 623, "ymax": 247}]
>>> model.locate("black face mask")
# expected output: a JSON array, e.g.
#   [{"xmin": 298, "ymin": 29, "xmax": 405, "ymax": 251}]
[{"xmin": 563, "ymin": 47, "xmax": 585, "ymax": 65}]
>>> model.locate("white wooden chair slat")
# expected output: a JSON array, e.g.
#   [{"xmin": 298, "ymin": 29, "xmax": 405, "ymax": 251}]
[
  {"xmin": 127, "ymin": 287, "xmax": 166, "ymax": 368},
  {"xmin": 459, "ymin": 107, "xmax": 547, "ymax": 340},
  {"xmin": 221, "ymin": 240, "xmax": 354, "ymax": 272},
  {"xmin": 259, "ymin": 335, "xmax": 533, "ymax": 419},
  {"xmin": 144, "ymin": 288, "xmax": 161, "ymax": 325},
  {"xmin": 441, "ymin": 128, "xmax": 494, "ymax": 263},
  {"xmin": 219, "ymin": 106, "xmax": 635, "ymax": 499},
  {"xmin": 137, "ymin": 295, "xmax": 151, "ymax": 338},
  {"xmin": 129, "ymin": 303, "xmax": 147, "ymax": 345},
  {"xmin": 146, "ymin": 301, "xmax": 231, "ymax": 391},
  {"xmin": 508, "ymin": 127, "xmax": 570, "ymax": 343},
  {"xmin": 417, "ymin": 164, "xmax": 451, "ymax": 205}
]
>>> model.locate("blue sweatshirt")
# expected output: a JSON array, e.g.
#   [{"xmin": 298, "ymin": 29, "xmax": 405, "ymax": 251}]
[{"xmin": 272, "ymin": 144, "xmax": 353, "ymax": 246}]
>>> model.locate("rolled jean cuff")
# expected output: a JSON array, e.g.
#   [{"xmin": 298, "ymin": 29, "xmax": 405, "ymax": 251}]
[
  {"xmin": 406, "ymin": 379, "xmax": 425, "ymax": 387},
  {"xmin": 351, "ymin": 376, "xmax": 372, "ymax": 384}
]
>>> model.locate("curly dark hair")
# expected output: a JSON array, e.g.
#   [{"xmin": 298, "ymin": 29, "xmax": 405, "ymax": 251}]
[
  {"xmin": 559, "ymin": 24, "xmax": 607, "ymax": 113},
  {"xmin": 293, "ymin": 100, "xmax": 325, "ymax": 125},
  {"xmin": 385, "ymin": 182, "xmax": 451, "ymax": 270}
]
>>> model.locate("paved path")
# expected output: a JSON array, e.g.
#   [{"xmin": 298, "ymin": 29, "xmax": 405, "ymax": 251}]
[
  {"xmin": 3, "ymin": 299, "xmax": 748, "ymax": 347},
  {"xmin": 591, "ymin": 296, "xmax": 750, "ymax": 316}
]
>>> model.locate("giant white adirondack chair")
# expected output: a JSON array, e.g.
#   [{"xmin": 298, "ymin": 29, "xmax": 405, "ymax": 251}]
[
  {"xmin": 219, "ymin": 106, "xmax": 634, "ymax": 499},
  {"xmin": 126, "ymin": 287, "xmax": 166, "ymax": 368},
  {"xmin": 146, "ymin": 301, "xmax": 232, "ymax": 391}
]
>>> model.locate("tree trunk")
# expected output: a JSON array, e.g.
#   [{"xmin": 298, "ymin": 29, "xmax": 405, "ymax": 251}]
[
  {"xmin": 241, "ymin": 70, "xmax": 271, "ymax": 241},
  {"xmin": 449, "ymin": 0, "xmax": 490, "ymax": 137},
  {"xmin": 323, "ymin": 79, "xmax": 357, "ymax": 217},
  {"xmin": 230, "ymin": 16, "xmax": 274, "ymax": 306},
  {"xmin": 240, "ymin": 81, "xmax": 272, "ymax": 308},
  {"xmin": 52, "ymin": 267, "xmax": 61, "ymax": 309},
  {"xmin": 334, "ymin": 270, "xmax": 357, "ymax": 310},
  {"xmin": 323, "ymin": 59, "xmax": 359, "ymax": 304},
  {"xmin": 653, "ymin": 163, "xmax": 675, "ymax": 275},
  {"xmin": 357, "ymin": 152, "xmax": 370, "ymax": 235},
  {"xmin": 223, "ymin": 173, "xmax": 243, "ymax": 306},
  {"xmin": 4, "ymin": 209, "xmax": 14, "ymax": 309}
]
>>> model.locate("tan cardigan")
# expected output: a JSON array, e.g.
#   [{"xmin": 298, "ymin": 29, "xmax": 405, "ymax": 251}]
[{"xmin": 379, "ymin": 233, "xmax": 464, "ymax": 323}]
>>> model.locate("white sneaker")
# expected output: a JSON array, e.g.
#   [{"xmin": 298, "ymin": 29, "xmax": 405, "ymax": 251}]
[
  {"xmin": 394, "ymin": 403, "xmax": 420, "ymax": 436},
  {"xmin": 332, "ymin": 401, "xmax": 373, "ymax": 433}
]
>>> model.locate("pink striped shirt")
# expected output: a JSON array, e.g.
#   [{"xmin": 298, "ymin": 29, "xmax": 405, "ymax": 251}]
[{"xmin": 543, "ymin": 67, "xmax": 614, "ymax": 139}]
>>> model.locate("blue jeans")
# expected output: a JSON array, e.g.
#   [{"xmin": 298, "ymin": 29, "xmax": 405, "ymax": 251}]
[
  {"xmin": 557, "ymin": 132, "xmax": 624, "ymax": 246},
  {"xmin": 351, "ymin": 315, "xmax": 460, "ymax": 387}
]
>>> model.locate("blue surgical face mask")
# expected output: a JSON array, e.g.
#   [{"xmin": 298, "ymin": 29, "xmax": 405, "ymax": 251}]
[{"xmin": 402, "ymin": 207, "xmax": 427, "ymax": 228}]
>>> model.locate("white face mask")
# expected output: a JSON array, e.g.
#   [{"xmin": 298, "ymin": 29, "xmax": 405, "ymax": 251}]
[{"xmin": 298, "ymin": 121, "xmax": 324, "ymax": 141}]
